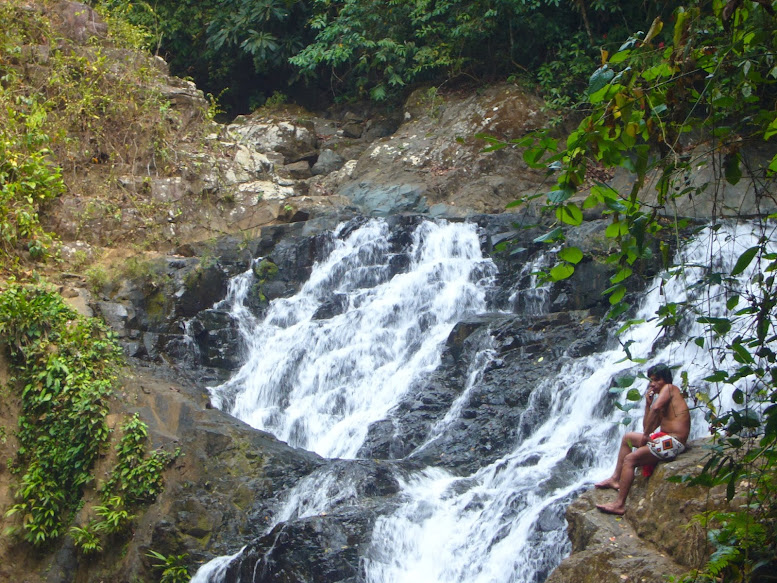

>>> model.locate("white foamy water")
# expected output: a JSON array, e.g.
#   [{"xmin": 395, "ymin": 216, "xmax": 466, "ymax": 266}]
[
  {"xmin": 210, "ymin": 218, "xmax": 497, "ymax": 459},
  {"xmin": 193, "ymin": 219, "xmax": 775, "ymax": 583}
]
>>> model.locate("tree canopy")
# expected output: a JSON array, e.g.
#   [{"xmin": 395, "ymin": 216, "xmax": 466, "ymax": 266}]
[{"xmin": 91, "ymin": 0, "xmax": 674, "ymax": 114}]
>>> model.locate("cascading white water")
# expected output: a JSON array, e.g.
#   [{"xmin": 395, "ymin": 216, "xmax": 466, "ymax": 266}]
[
  {"xmin": 363, "ymin": 221, "xmax": 777, "ymax": 583},
  {"xmin": 193, "ymin": 219, "xmax": 775, "ymax": 583},
  {"xmin": 209, "ymin": 218, "xmax": 497, "ymax": 459},
  {"xmin": 507, "ymin": 248, "xmax": 555, "ymax": 315}
]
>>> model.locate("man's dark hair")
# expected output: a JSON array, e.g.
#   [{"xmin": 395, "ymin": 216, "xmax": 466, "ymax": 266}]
[{"xmin": 647, "ymin": 363, "xmax": 673, "ymax": 384}]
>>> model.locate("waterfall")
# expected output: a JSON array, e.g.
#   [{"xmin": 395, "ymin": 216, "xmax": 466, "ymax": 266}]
[
  {"xmin": 193, "ymin": 218, "xmax": 774, "ymax": 583},
  {"xmin": 363, "ymin": 221, "xmax": 775, "ymax": 583},
  {"xmin": 209, "ymin": 218, "xmax": 498, "ymax": 458}
]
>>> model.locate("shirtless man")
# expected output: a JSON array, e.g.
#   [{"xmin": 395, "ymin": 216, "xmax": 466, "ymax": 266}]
[{"xmin": 594, "ymin": 363, "xmax": 690, "ymax": 515}]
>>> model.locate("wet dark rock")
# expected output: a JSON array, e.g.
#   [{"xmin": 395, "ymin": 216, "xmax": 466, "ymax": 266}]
[
  {"xmin": 190, "ymin": 309, "xmax": 243, "ymax": 369},
  {"xmin": 176, "ymin": 262, "xmax": 228, "ymax": 318},
  {"xmin": 312, "ymin": 293, "xmax": 349, "ymax": 320},
  {"xmin": 223, "ymin": 511, "xmax": 369, "ymax": 583},
  {"xmin": 360, "ymin": 312, "xmax": 602, "ymax": 474},
  {"xmin": 221, "ymin": 459, "xmax": 404, "ymax": 583}
]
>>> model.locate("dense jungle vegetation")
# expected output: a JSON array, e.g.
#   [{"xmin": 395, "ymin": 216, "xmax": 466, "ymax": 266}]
[
  {"xmin": 1, "ymin": 0, "xmax": 777, "ymax": 581},
  {"xmin": 92, "ymin": 0, "xmax": 679, "ymax": 115}
]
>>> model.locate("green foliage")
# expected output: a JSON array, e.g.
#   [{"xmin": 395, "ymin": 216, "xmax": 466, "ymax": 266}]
[
  {"xmin": 0, "ymin": 79, "xmax": 64, "ymax": 267},
  {"xmin": 147, "ymin": 549, "xmax": 191, "ymax": 583},
  {"xmin": 254, "ymin": 258, "xmax": 279, "ymax": 281},
  {"xmin": 0, "ymin": 283, "xmax": 122, "ymax": 545},
  {"xmin": 93, "ymin": 0, "xmax": 668, "ymax": 112},
  {"xmin": 101, "ymin": 414, "xmax": 179, "ymax": 505},
  {"xmin": 291, "ymin": 0, "xmax": 555, "ymax": 100},
  {"xmin": 535, "ymin": 31, "xmax": 599, "ymax": 109},
  {"xmin": 0, "ymin": 284, "xmax": 175, "ymax": 550},
  {"xmin": 85, "ymin": 265, "xmax": 109, "ymax": 293},
  {"xmin": 498, "ymin": 1, "xmax": 777, "ymax": 579},
  {"xmin": 69, "ymin": 523, "xmax": 104, "ymax": 555},
  {"xmin": 0, "ymin": 0, "xmax": 191, "ymax": 258},
  {"xmin": 93, "ymin": 495, "xmax": 134, "ymax": 534},
  {"xmin": 91, "ymin": 0, "xmax": 158, "ymax": 50}
]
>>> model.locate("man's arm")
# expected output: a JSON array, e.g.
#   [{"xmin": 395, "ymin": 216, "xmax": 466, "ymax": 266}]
[
  {"xmin": 643, "ymin": 385, "xmax": 671, "ymax": 437},
  {"xmin": 642, "ymin": 387, "xmax": 654, "ymax": 432}
]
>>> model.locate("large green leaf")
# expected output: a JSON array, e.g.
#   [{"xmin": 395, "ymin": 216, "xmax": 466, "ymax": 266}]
[
  {"xmin": 558, "ymin": 246, "xmax": 583, "ymax": 264},
  {"xmin": 588, "ymin": 65, "xmax": 614, "ymax": 95},
  {"xmin": 533, "ymin": 227, "xmax": 564, "ymax": 244},
  {"xmin": 731, "ymin": 246, "xmax": 759, "ymax": 276},
  {"xmin": 550, "ymin": 262, "xmax": 575, "ymax": 281},
  {"xmin": 547, "ymin": 188, "xmax": 575, "ymax": 204},
  {"xmin": 626, "ymin": 388, "xmax": 642, "ymax": 401},
  {"xmin": 556, "ymin": 203, "xmax": 583, "ymax": 226}
]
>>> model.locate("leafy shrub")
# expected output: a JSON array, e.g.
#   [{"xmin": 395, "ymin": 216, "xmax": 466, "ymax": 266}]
[
  {"xmin": 0, "ymin": 283, "xmax": 122, "ymax": 545},
  {"xmin": 70, "ymin": 523, "xmax": 104, "ymax": 555},
  {"xmin": 0, "ymin": 89, "xmax": 64, "ymax": 267},
  {"xmin": 1, "ymin": 283, "xmax": 178, "ymax": 548},
  {"xmin": 147, "ymin": 549, "xmax": 191, "ymax": 583},
  {"xmin": 101, "ymin": 414, "xmax": 179, "ymax": 505}
]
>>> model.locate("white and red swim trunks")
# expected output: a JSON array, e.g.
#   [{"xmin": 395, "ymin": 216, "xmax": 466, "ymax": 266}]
[{"xmin": 647, "ymin": 431, "xmax": 686, "ymax": 460}]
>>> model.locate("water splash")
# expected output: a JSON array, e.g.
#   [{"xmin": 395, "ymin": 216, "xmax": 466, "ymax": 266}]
[
  {"xmin": 190, "ymin": 547, "xmax": 245, "ymax": 583},
  {"xmin": 209, "ymin": 218, "xmax": 497, "ymax": 458}
]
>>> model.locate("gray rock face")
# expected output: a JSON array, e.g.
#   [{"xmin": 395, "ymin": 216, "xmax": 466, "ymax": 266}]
[
  {"xmin": 546, "ymin": 441, "xmax": 725, "ymax": 583},
  {"xmin": 228, "ymin": 118, "xmax": 319, "ymax": 165},
  {"xmin": 46, "ymin": 0, "xmax": 107, "ymax": 43},
  {"xmin": 312, "ymin": 149, "xmax": 346, "ymax": 176},
  {"xmin": 340, "ymin": 182, "xmax": 428, "ymax": 216}
]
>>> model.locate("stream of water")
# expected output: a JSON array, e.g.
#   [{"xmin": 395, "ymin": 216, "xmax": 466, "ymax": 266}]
[{"xmin": 193, "ymin": 218, "xmax": 773, "ymax": 583}]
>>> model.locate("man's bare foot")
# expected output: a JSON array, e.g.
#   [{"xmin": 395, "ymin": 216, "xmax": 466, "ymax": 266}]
[
  {"xmin": 594, "ymin": 478, "xmax": 619, "ymax": 490},
  {"xmin": 596, "ymin": 503, "xmax": 626, "ymax": 516}
]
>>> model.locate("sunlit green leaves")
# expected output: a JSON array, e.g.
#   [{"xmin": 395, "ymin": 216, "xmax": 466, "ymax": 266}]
[
  {"xmin": 626, "ymin": 388, "xmax": 642, "ymax": 401},
  {"xmin": 605, "ymin": 220, "xmax": 629, "ymax": 238},
  {"xmin": 556, "ymin": 203, "xmax": 583, "ymax": 226},
  {"xmin": 604, "ymin": 283, "xmax": 627, "ymax": 305},
  {"xmin": 558, "ymin": 246, "xmax": 583, "ymax": 264},
  {"xmin": 549, "ymin": 262, "xmax": 574, "ymax": 281}
]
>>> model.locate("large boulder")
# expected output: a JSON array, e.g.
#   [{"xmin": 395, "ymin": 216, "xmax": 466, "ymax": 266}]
[
  {"xmin": 546, "ymin": 440, "xmax": 729, "ymax": 583},
  {"xmin": 228, "ymin": 117, "xmax": 319, "ymax": 165}
]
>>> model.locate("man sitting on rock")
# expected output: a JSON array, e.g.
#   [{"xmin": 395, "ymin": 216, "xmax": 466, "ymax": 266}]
[{"xmin": 594, "ymin": 363, "xmax": 690, "ymax": 515}]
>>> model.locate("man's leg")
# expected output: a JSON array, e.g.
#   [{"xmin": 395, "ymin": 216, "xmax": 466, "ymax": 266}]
[
  {"xmin": 597, "ymin": 445, "xmax": 657, "ymax": 515},
  {"xmin": 595, "ymin": 432, "xmax": 648, "ymax": 490}
]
